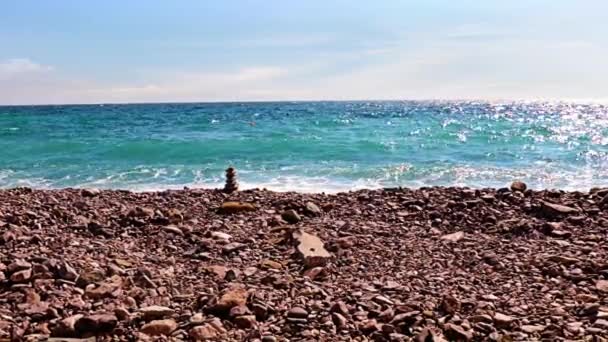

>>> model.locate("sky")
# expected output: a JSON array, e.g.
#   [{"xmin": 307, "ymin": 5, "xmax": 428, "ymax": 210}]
[{"xmin": 1, "ymin": 0, "xmax": 607, "ymax": 105}]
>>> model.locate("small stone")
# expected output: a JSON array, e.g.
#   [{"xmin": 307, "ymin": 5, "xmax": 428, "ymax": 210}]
[
  {"xmin": 139, "ymin": 306, "xmax": 174, "ymax": 321},
  {"xmin": 190, "ymin": 313, "xmax": 205, "ymax": 325},
  {"xmin": 57, "ymin": 262, "xmax": 79, "ymax": 281},
  {"xmin": 212, "ymin": 287, "xmax": 248, "ymax": 312},
  {"xmin": 441, "ymin": 231, "xmax": 464, "ymax": 242},
  {"xmin": 217, "ymin": 202, "xmax": 255, "ymax": 215},
  {"xmin": 10, "ymin": 269, "xmax": 31, "ymax": 283},
  {"xmin": 81, "ymin": 188, "xmax": 100, "ymax": 197},
  {"xmin": 596, "ymin": 279, "xmax": 608, "ymax": 293},
  {"xmin": 540, "ymin": 201, "xmax": 578, "ymax": 217},
  {"xmin": 222, "ymin": 242, "xmax": 246, "ymax": 254},
  {"xmin": 493, "ymin": 312, "xmax": 515, "ymax": 328},
  {"xmin": 566, "ymin": 321, "xmax": 583, "ymax": 333},
  {"xmin": 304, "ymin": 202, "xmax": 322, "ymax": 216},
  {"xmin": 229, "ymin": 305, "xmax": 251, "ymax": 318},
  {"xmin": 302, "ymin": 266, "xmax": 324, "ymax": 280},
  {"xmin": 114, "ymin": 307, "xmax": 130, "ymax": 321},
  {"xmin": 74, "ymin": 314, "xmax": 118, "ymax": 335},
  {"xmin": 162, "ymin": 225, "xmax": 183, "ymax": 236},
  {"xmin": 140, "ymin": 319, "xmax": 178, "ymax": 336},
  {"xmin": 233, "ymin": 315, "xmax": 257, "ymax": 329},
  {"xmin": 8, "ymin": 259, "xmax": 31, "ymax": 273},
  {"xmin": 444, "ymin": 323, "xmax": 473, "ymax": 341},
  {"xmin": 440, "ymin": 295, "xmax": 460, "ymax": 315},
  {"xmin": 52, "ymin": 314, "xmax": 83, "ymax": 337},
  {"xmin": 594, "ymin": 319, "xmax": 608, "ymax": 329},
  {"xmin": 510, "ymin": 181, "xmax": 527, "ymax": 192},
  {"xmin": 332, "ymin": 313, "xmax": 348, "ymax": 329},
  {"xmin": 210, "ymin": 231, "xmax": 232, "ymax": 240},
  {"xmin": 281, "ymin": 209, "xmax": 301, "ymax": 224},
  {"xmin": 261, "ymin": 259, "xmax": 282, "ymax": 270},
  {"xmin": 190, "ymin": 324, "xmax": 219, "ymax": 340},
  {"xmin": 287, "ymin": 307, "xmax": 308, "ymax": 319},
  {"xmin": 521, "ymin": 325, "xmax": 545, "ymax": 334}
]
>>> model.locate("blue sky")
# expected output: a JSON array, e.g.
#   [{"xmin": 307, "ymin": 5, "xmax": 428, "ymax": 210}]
[{"xmin": 1, "ymin": 0, "xmax": 607, "ymax": 104}]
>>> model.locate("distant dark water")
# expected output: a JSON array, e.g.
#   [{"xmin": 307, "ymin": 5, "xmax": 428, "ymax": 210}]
[{"xmin": 1, "ymin": 101, "xmax": 608, "ymax": 192}]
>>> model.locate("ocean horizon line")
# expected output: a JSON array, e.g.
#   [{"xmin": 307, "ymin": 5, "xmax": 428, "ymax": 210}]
[{"xmin": 2, "ymin": 97, "xmax": 608, "ymax": 108}]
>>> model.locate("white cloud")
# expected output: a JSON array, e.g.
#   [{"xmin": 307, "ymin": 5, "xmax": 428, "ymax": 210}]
[{"xmin": 0, "ymin": 58, "xmax": 53, "ymax": 80}]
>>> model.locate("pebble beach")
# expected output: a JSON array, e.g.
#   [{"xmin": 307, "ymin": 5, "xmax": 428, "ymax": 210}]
[{"xmin": 1, "ymin": 182, "xmax": 607, "ymax": 341}]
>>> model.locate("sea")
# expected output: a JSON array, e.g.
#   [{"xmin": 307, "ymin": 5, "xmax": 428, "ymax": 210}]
[{"xmin": 1, "ymin": 101, "xmax": 607, "ymax": 193}]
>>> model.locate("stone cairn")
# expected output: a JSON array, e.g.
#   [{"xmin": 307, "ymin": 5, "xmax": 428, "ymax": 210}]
[{"xmin": 223, "ymin": 167, "xmax": 239, "ymax": 193}]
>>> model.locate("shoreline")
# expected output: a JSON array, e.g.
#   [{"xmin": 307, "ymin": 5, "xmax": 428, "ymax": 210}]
[{"xmin": 1, "ymin": 183, "xmax": 607, "ymax": 340}]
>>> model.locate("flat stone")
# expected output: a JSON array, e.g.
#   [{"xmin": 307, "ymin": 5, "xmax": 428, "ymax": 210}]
[
  {"xmin": 8, "ymin": 259, "xmax": 31, "ymax": 273},
  {"xmin": 210, "ymin": 231, "xmax": 232, "ymax": 240},
  {"xmin": 287, "ymin": 307, "xmax": 308, "ymax": 319},
  {"xmin": 493, "ymin": 312, "xmax": 515, "ymax": 328},
  {"xmin": 217, "ymin": 202, "xmax": 255, "ymax": 215},
  {"xmin": 540, "ymin": 201, "xmax": 578, "ymax": 217},
  {"xmin": 292, "ymin": 229, "xmax": 331, "ymax": 268},
  {"xmin": 10, "ymin": 269, "xmax": 32, "ymax": 283},
  {"xmin": 140, "ymin": 319, "xmax": 177, "ymax": 336},
  {"xmin": 139, "ymin": 306, "xmax": 174, "ymax": 321},
  {"xmin": 521, "ymin": 325, "xmax": 545, "ymax": 334},
  {"xmin": 441, "ymin": 231, "xmax": 464, "ymax": 242},
  {"xmin": 261, "ymin": 259, "xmax": 282, "ymax": 270}
]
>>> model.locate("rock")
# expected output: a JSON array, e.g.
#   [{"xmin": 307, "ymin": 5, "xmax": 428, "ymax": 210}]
[
  {"xmin": 332, "ymin": 313, "xmax": 348, "ymax": 329},
  {"xmin": 261, "ymin": 259, "xmax": 282, "ymax": 270},
  {"xmin": 217, "ymin": 202, "xmax": 255, "ymax": 215},
  {"xmin": 510, "ymin": 181, "xmax": 527, "ymax": 192},
  {"xmin": 8, "ymin": 259, "xmax": 31, "ymax": 273},
  {"xmin": 493, "ymin": 312, "xmax": 515, "ymax": 328},
  {"xmin": 210, "ymin": 231, "xmax": 232, "ymax": 241},
  {"xmin": 52, "ymin": 314, "xmax": 83, "ymax": 337},
  {"xmin": 440, "ymin": 295, "xmax": 460, "ymax": 315},
  {"xmin": 292, "ymin": 229, "xmax": 331, "ymax": 268},
  {"xmin": 162, "ymin": 225, "xmax": 183, "ymax": 236},
  {"xmin": 594, "ymin": 319, "xmax": 608, "ymax": 329},
  {"xmin": 190, "ymin": 324, "xmax": 220, "ymax": 340},
  {"xmin": 521, "ymin": 325, "xmax": 545, "ymax": 334},
  {"xmin": 304, "ymin": 202, "xmax": 322, "ymax": 216},
  {"xmin": 205, "ymin": 265, "xmax": 228, "ymax": 279},
  {"xmin": 281, "ymin": 209, "xmax": 301, "ymax": 224},
  {"xmin": 540, "ymin": 201, "xmax": 578, "ymax": 217},
  {"xmin": 233, "ymin": 315, "xmax": 257, "ymax": 329},
  {"xmin": 140, "ymin": 319, "xmax": 177, "ymax": 336},
  {"xmin": 139, "ymin": 306, "xmax": 174, "ymax": 321},
  {"xmin": 596, "ymin": 279, "xmax": 608, "ymax": 293},
  {"xmin": 229, "ymin": 305, "xmax": 251, "ymax": 318},
  {"xmin": 114, "ymin": 308, "xmax": 130, "ymax": 321},
  {"xmin": 57, "ymin": 262, "xmax": 79, "ymax": 281},
  {"xmin": 212, "ymin": 287, "xmax": 248, "ymax": 312},
  {"xmin": 84, "ymin": 275, "xmax": 123, "ymax": 299},
  {"xmin": 222, "ymin": 242, "xmax": 246, "ymax": 254},
  {"xmin": 441, "ymin": 231, "xmax": 464, "ymax": 242},
  {"xmin": 287, "ymin": 307, "xmax": 308, "ymax": 319},
  {"xmin": 303, "ymin": 266, "xmax": 324, "ymax": 280},
  {"xmin": 10, "ymin": 269, "xmax": 32, "ymax": 283},
  {"xmin": 74, "ymin": 314, "xmax": 118, "ymax": 335},
  {"xmin": 81, "ymin": 188, "xmax": 100, "ymax": 197},
  {"xmin": 444, "ymin": 323, "xmax": 473, "ymax": 341}
]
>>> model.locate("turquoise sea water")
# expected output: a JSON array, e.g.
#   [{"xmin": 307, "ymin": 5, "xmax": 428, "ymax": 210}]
[{"xmin": 1, "ymin": 101, "xmax": 608, "ymax": 192}]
